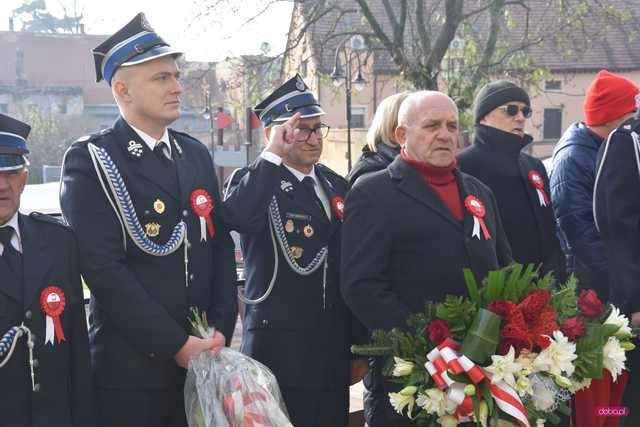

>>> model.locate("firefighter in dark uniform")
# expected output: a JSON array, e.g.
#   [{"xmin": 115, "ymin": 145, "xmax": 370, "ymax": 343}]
[
  {"xmin": 223, "ymin": 74, "xmax": 367, "ymax": 427},
  {"xmin": 0, "ymin": 113, "xmax": 95, "ymax": 427},
  {"xmin": 59, "ymin": 13, "xmax": 237, "ymax": 427},
  {"xmin": 593, "ymin": 114, "xmax": 640, "ymax": 425}
]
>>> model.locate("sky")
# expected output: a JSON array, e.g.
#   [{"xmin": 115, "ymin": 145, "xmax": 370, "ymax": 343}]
[{"xmin": 0, "ymin": 0, "xmax": 294, "ymax": 62}]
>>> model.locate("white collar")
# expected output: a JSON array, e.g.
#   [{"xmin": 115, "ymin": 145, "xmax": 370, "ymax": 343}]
[
  {"xmin": 284, "ymin": 164, "xmax": 318, "ymax": 184},
  {"xmin": 128, "ymin": 123, "xmax": 171, "ymax": 156},
  {"xmin": 0, "ymin": 211, "xmax": 21, "ymax": 254}
]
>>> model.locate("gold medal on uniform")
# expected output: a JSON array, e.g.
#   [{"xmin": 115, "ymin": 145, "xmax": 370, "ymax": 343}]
[
  {"xmin": 303, "ymin": 224, "xmax": 314, "ymax": 238},
  {"xmin": 145, "ymin": 222, "xmax": 161, "ymax": 237},
  {"xmin": 289, "ymin": 246, "xmax": 304, "ymax": 259},
  {"xmin": 285, "ymin": 219, "xmax": 295, "ymax": 233},
  {"xmin": 153, "ymin": 199, "xmax": 165, "ymax": 214}
]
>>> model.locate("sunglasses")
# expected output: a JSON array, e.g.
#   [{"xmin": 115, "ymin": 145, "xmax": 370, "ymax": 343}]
[{"xmin": 498, "ymin": 104, "xmax": 532, "ymax": 118}]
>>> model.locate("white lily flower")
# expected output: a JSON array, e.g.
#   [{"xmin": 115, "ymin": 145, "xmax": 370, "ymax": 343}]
[
  {"xmin": 416, "ymin": 388, "xmax": 447, "ymax": 416},
  {"xmin": 392, "ymin": 356, "xmax": 415, "ymax": 377},
  {"xmin": 389, "ymin": 387, "xmax": 416, "ymax": 416},
  {"xmin": 485, "ymin": 346, "xmax": 522, "ymax": 388},
  {"xmin": 604, "ymin": 305, "xmax": 632, "ymax": 338},
  {"xmin": 514, "ymin": 374, "xmax": 533, "ymax": 397},
  {"xmin": 603, "ymin": 336, "xmax": 627, "ymax": 382},
  {"xmin": 533, "ymin": 331, "xmax": 577, "ymax": 376}
]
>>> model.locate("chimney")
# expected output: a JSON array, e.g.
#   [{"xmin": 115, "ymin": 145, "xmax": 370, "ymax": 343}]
[{"xmin": 9, "ymin": 17, "xmax": 14, "ymax": 32}]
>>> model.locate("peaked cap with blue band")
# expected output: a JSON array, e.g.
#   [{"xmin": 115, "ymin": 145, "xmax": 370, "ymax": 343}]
[
  {"xmin": 92, "ymin": 12, "xmax": 182, "ymax": 84},
  {"xmin": 0, "ymin": 113, "xmax": 30, "ymax": 171},
  {"xmin": 254, "ymin": 74, "xmax": 325, "ymax": 127}
]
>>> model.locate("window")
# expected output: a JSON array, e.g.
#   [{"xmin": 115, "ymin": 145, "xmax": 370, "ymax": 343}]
[
  {"xmin": 350, "ymin": 106, "xmax": 366, "ymax": 128},
  {"xmin": 543, "ymin": 108, "xmax": 562, "ymax": 139},
  {"xmin": 545, "ymin": 80, "xmax": 562, "ymax": 91}
]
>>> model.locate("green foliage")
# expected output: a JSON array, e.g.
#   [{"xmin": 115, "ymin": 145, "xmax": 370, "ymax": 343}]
[
  {"xmin": 551, "ymin": 276, "xmax": 578, "ymax": 322},
  {"xmin": 463, "ymin": 263, "xmax": 540, "ymax": 306},
  {"xmin": 435, "ymin": 295, "xmax": 477, "ymax": 340}
]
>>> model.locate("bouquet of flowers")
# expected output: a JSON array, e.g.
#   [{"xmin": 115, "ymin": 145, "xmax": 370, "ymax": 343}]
[
  {"xmin": 185, "ymin": 309, "xmax": 293, "ymax": 427},
  {"xmin": 352, "ymin": 264, "xmax": 637, "ymax": 427}
]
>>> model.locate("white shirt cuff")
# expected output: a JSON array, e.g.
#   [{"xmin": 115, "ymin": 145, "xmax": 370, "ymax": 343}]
[{"xmin": 260, "ymin": 150, "xmax": 282, "ymax": 165}]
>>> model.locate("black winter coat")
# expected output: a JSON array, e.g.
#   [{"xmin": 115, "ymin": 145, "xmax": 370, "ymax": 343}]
[
  {"xmin": 457, "ymin": 125, "xmax": 566, "ymax": 281},
  {"xmin": 347, "ymin": 143, "xmax": 400, "ymax": 187}
]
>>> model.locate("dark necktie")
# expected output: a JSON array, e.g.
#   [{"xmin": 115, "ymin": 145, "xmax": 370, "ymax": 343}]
[
  {"xmin": 0, "ymin": 226, "xmax": 22, "ymax": 274},
  {"xmin": 301, "ymin": 176, "xmax": 327, "ymax": 218},
  {"xmin": 153, "ymin": 141, "xmax": 172, "ymax": 166}
]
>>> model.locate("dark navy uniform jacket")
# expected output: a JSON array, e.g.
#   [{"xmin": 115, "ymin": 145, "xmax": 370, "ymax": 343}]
[
  {"xmin": 224, "ymin": 157, "xmax": 363, "ymax": 390},
  {"xmin": 60, "ymin": 117, "xmax": 237, "ymax": 390},
  {"xmin": 0, "ymin": 213, "xmax": 95, "ymax": 427}
]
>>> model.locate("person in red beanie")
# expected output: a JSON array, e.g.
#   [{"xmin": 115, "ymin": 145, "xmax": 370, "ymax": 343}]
[
  {"xmin": 592, "ymin": 70, "xmax": 640, "ymax": 425},
  {"xmin": 551, "ymin": 70, "xmax": 639, "ymax": 300}
]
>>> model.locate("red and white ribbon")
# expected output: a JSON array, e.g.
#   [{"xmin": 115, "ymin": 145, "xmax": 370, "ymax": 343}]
[
  {"xmin": 528, "ymin": 170, "xmax": 549, "ymax": 207},
  {"xmin": 191, "ymin": 189, "xmax": 215, "ymax": 241},
  {"xmin": 40, "ymin": 286, "xmax": 66, "ymax": 345},
  {"xmin": 425, "ymin": 338, "xmax": 530, "ymax": 427},
  {"xmin": 464, "ymin": 195, "xmax": 491, "ymax": 240}
]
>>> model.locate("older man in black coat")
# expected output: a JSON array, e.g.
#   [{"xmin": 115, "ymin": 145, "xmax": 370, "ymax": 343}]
[
  {"xmin": 341, "ymin": 91, "xmax": 512, "ymax": 426},
  {"xmin": 457, "ymin": 81, "xmax": 565, "ymax": 282}
]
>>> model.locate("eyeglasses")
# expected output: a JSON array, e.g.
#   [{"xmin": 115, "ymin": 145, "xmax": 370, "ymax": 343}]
[
  {"xmin": 497, "ymin": 104, "xmax": 532, "ymax": 118},
  {"xmin": 295, "ymin": 123, "xmax": 331, "ymax": 143}
]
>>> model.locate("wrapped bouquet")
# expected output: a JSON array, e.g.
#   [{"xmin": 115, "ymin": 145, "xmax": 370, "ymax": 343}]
[
  {"xmin": 185, "ymin": 309, "xmax": 293, "ymax": 427},
  {"xmin": 352, "ymin": 264, "xmax": 637, "ymax": 426}
]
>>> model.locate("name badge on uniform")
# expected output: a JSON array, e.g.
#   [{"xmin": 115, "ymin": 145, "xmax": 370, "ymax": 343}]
[{"xmin": 40, "ymin": 287, "xmax": 66, "ymax": 345}]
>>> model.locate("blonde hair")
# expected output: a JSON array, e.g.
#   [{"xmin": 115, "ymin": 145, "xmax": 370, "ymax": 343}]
[{"xmin": 367, "ymin": 91, "xmax": 411, "ymax": 152}]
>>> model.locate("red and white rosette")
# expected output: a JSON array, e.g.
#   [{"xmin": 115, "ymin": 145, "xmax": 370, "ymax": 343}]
[
  {"xmin": 528, "ymin": 170, "xmax": 550, "ymax": 207},
  {"xmin": 40, "ymin": 286, "xmax": 66, "ymax": 345},
  {"xmin": 191, "ymin": 189, "xmax": 215, "ymax": 241},
  {"xmin": 464, "ymin": 195, "xmax": 491, "ymax": 240},
  {"xmin": 331, "ymin": 196, "xmax": 345, "ymax": 220}
]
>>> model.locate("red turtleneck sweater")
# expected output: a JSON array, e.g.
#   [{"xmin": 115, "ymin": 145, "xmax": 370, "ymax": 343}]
[{"xmin": 401, "ymin": 149, "xmax": 464, "ymax": 221}]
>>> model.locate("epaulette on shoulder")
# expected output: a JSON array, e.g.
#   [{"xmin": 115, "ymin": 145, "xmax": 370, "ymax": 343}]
[
  {"xmin": 316, "ymin": 163, "xmax": 347, "ymax": 183},
  {"xmin": 28, "ymin": 212, "xmax": 71, "ymax": 231},
  {"xmin": 74, "ymin": 128, "xmax": 112, "ymax": 144}
]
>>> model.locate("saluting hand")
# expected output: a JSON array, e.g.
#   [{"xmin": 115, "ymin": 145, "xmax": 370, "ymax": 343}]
[{"xmin": 265, "ymin": 112, "xmax": 301, "ymax": 159}]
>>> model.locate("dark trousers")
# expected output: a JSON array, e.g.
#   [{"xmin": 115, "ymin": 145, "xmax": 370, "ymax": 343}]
[
  {"xmin": 280, "ymin": 386, "xmax": 349, "ymax": 427},
  {"xmin": 96, "ymin": 375, "xmax": 187, "ymax": 427}
]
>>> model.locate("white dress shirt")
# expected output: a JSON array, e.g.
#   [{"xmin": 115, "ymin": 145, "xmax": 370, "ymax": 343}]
[{"xmin": 0, "ymin": 211, "xmax": 22, "ymax": 254}]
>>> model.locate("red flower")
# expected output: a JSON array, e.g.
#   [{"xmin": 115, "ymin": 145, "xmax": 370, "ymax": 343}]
[
  {"xmin": 578, "ymin": 289, "xmax": 604, "ymax": 319},
  {"xmin": 428, "ymin": 319, "xmax": 451, "ymax": 344},
  {"xmin": 536, "ymin": 335, "xmax": 552, "ymax": 350},
  {"xmin": 487, "ymin": 300, "xmax": 516, "ymax": 320},
  {"xmin": 520, "ymin": 289, "xmax": 551, "ymax": 324},
  {"xmin": 561, "ymin": 316, "xmax": 586, "ymax": 341}
]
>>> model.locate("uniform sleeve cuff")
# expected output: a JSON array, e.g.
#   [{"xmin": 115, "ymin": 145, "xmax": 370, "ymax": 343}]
[{"xmin": 260, "ymin": 150, "xmax": 282, "ymax": 165}]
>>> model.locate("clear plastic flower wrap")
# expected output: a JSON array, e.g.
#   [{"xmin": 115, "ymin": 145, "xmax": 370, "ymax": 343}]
[{"xmin": 185, "ymin": 309, "xmax": 292, "ymax": 427}]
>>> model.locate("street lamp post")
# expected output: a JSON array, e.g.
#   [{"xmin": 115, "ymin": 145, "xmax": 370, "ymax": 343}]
[
  {"xmin": 331, "ymin": 35, "xmax": 368, "ymax": 172},
  {"xmin": 202, "ymin": 87, "xmax": 215, "ymax": 164}
]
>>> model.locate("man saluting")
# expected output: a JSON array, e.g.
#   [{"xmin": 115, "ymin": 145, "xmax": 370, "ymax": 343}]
[{"xmin": 224, "ymin": 75, "xmax": 367, "ymax": 427}]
